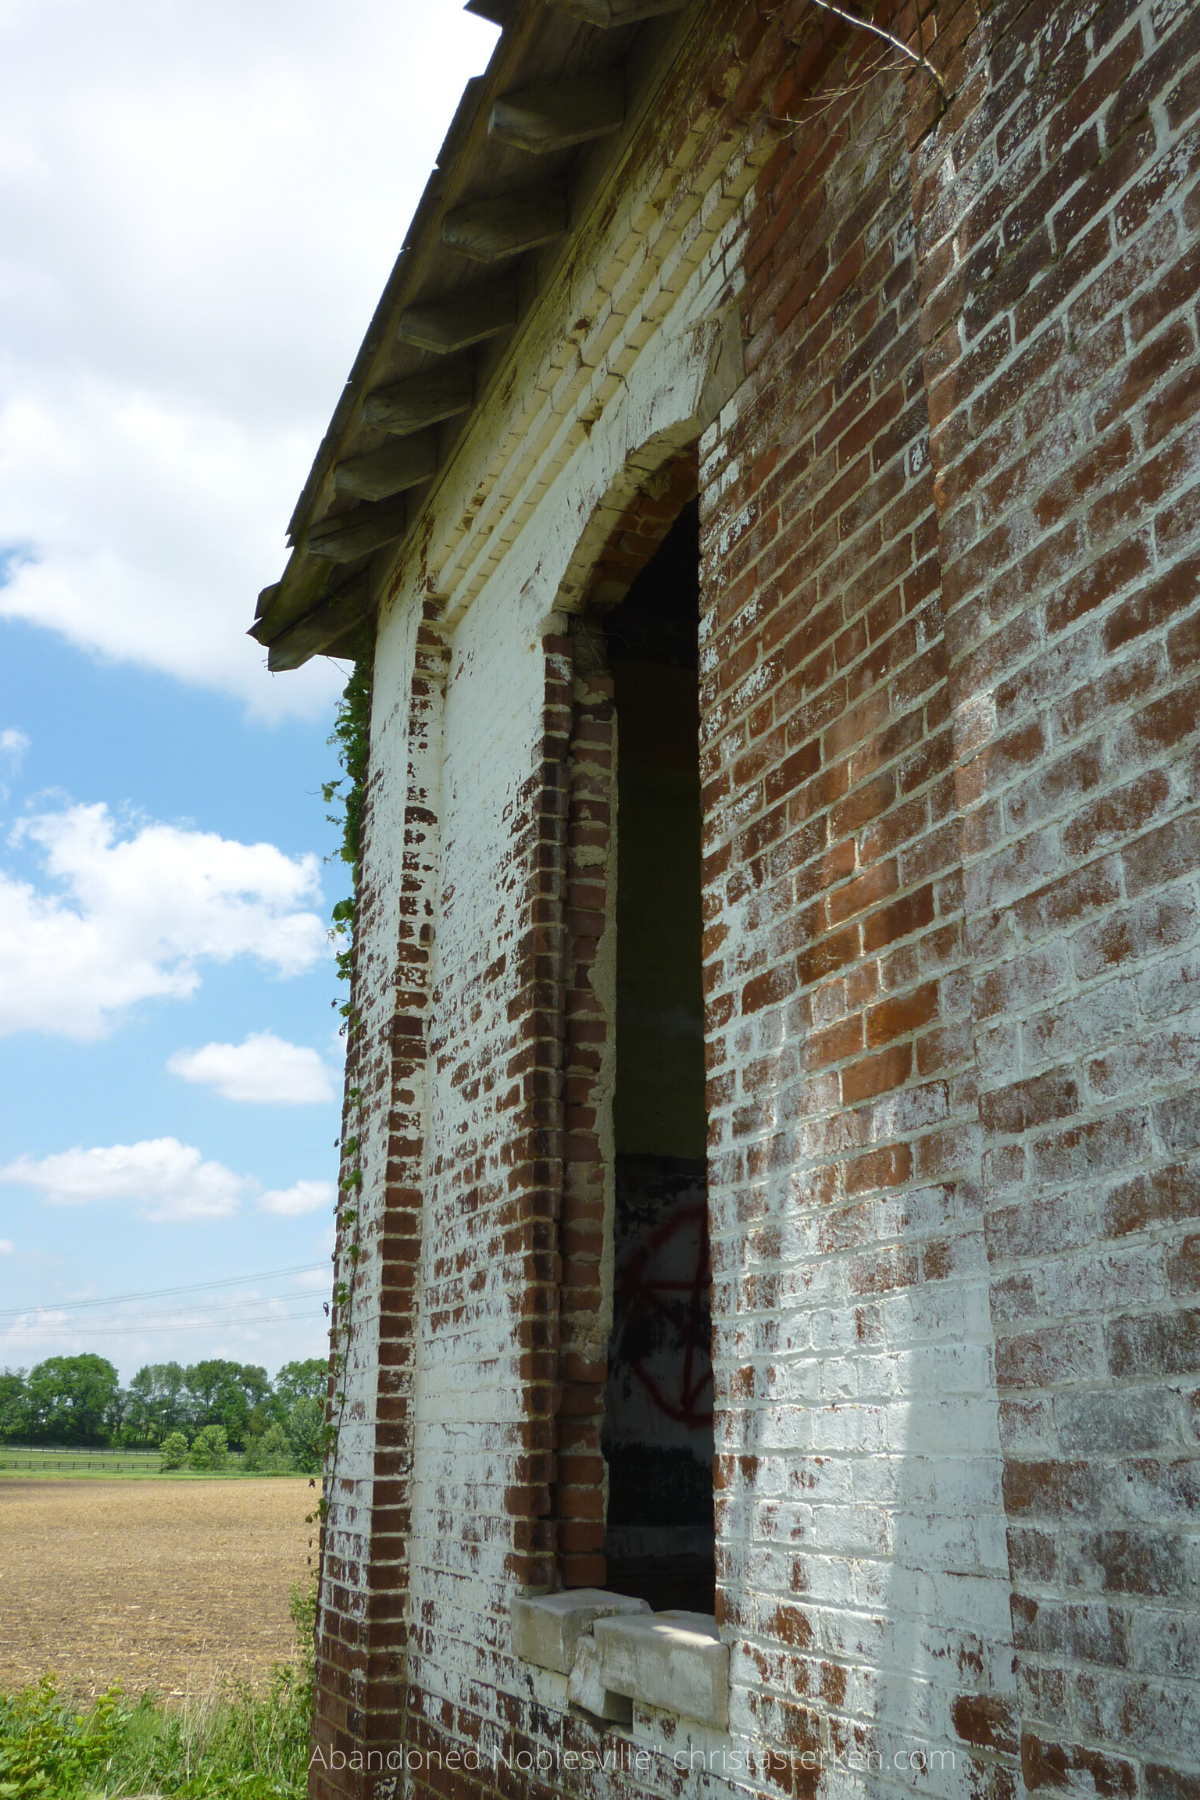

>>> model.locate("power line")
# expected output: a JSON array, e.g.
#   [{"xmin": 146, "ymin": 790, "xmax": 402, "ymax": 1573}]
[
  {"xmin": 0, "ymin": 1261, "xmax": 329, "ymax": 1324},
  {"xmin": 7, "ymin": 1288, "xmax": 325, "ymax": 1332},
  {"xmin": 2, "ymin": 1305, "xmax": 328, "ymax": 1341},
  {"xmin": 4, "ymin": 1293, "xmax": 328, "ymax": 1333},
  {"xmin": 15, "ymin": 1304, "xmax": 330, "ymax": 1340}
]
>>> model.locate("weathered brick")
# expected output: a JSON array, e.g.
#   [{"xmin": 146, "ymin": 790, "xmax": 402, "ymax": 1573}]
[
  {"xmin": 1106, "ymin": 1309, "xmax": 1200, "ymax": 1377},
  {"xmin": 294, "ymin": 5, "xmax": 1200, "ymax": 1794}
]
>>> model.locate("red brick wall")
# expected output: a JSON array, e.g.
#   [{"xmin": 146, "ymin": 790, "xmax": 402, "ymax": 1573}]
[
  {"xmin": 700, "ymin": 26, "xmax": 1020, "ymax": 1791},
  {"xmin": 555, "ymin": 631, "xmax": 615, "ymax": 1592},
  {"xmin": 311, "ymin": 603, "xmax": 450, "ymax": 1800},
  {"xmin": 308, "ymin": 0, "xmax": 1200, "ymax": 1794},
  {"xmin": 911, "ymin": 0, "xmax": 1200, "ymax": 1790},
  {"xmin": 393, "ymin": 588, "xmax": 572, "ymax": 1776}
]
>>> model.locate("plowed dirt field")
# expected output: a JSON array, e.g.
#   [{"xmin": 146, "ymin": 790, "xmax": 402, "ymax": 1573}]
[{"xmin": 0, "ymin": 1478, "xmax": 317, "ymax": 1699}]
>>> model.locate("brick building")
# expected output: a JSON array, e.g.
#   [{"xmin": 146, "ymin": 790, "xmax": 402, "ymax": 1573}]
[{"xmin": 250, "ymin": 0, "xmax": 1200, "ymax": 1794}]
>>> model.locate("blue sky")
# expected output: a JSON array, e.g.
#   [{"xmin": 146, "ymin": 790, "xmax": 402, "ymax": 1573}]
[{"xmin": 0, "ymin": 0, "xmax": 498, "ymax": 1381}]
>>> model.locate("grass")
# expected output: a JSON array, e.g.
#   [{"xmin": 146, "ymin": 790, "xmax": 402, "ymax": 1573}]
[
  {"xmin": 0, "ymin": 1584, "xmax": 316, "ymax": 1798},
  {"xmin": 0, "ymin": 1450, "xmax": 297, "ymax": 1481}
]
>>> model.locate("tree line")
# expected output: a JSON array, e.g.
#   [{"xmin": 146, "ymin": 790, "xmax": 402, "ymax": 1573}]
[{"xmin": 0, "ymin": 1353, "xmax": 328, "ymax": 1469}]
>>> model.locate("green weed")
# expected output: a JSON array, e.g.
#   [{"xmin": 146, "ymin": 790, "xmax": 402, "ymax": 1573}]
[
  {"xmin": 0, "ymin": 1677, "xmax": 122, "ymax": 1797},
  {"xmin": 0, "ymin": 1583, "xmax": 316, "ymax": 1800}
]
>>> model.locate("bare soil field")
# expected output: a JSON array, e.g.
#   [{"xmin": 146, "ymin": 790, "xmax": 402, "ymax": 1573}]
[{"xmin": 0, "ymin": 1478, "xmax": 317, "ymax": 1699}]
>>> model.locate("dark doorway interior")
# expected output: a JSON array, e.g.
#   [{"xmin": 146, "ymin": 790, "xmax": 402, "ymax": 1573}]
[{"xmin": 601, "ymin": 499, "xmax": 715, "ymax": 1616}]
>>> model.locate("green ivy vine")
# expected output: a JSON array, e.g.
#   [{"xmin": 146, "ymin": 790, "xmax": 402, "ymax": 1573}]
[
  {"xmin": 322, "ymin": 651, "xmax": 372, "ymax": 1006},
  {"xmin": 311, "ymin": 651, "xmax": 372, "ymax": 1527}
]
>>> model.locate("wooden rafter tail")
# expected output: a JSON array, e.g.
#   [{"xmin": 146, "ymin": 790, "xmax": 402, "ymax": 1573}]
[
  {"xmin": 362, "ymin": 365, "xmax": 475, "ymax": 435},
  {"xmin": 545, "ymin": 0, "xmax": 686, "ymax": 24},
  {"xmin": 442, "ymin": 189, "xmax": 569, "ymax": 262},
  {"xmin": 333, "ymin": 432, "xmax": 439, "ymax": 504},
  {"xmin": 305, "ymin": 496, "xmax": 410, "ymax": 563},
  {"xmin": 266, "ymin": 581, "xmax": 373, "ymax": 672},
  {"xmin": 397, "ymin": 282, "xmax": 519, "ymax": 354},
  {"xmin": 488, "ymin": 74, "xmax": 625, "ymax": 153}
]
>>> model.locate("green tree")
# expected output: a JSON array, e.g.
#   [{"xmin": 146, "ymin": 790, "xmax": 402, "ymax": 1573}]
[
  {"xmin": 272, "ymin": 1359, "xmax": 327, "ymax": 1418},
  {"xmin": 284, "ymin": 1397, "xmax": 326, "ymax": 1475},
  {"xmin": 122, "ymin": 1361, "xmax": 187, "ymax": 1445},
  {"xmin": 189, "ymin": 1424, "xmax": 228, "ymax": 1471},
  {"xmin": 246, "ymin": 1421, "xmax": 294, "ymax": 1474},
  {"xmin": 0, "ymin": 1369, "xmax": 29, "ymax": 1443},
  {"xmin": 26, "ymin": 1355, "xmax": 120, "ymax": 1446},
  {"xmin": 238, "ymin": 1364, "xmax": 271, "ymax": 1410},
  {"xmin": 158, "ymin": 1430, "xmax": 189, "ymax": 1471},
  {"xmin": 184, "ymin": 1361, "xmax": 270, "ymax": 1448}
]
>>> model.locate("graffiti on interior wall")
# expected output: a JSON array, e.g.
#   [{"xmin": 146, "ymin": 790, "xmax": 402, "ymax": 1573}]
[
  {"xmin": 614, "ymin": 1196, "xmax": 712, "ymax": 1430},
  {"xmin": 604, "ymin": 1156, "xmax": 714, "ymax": 1546}
]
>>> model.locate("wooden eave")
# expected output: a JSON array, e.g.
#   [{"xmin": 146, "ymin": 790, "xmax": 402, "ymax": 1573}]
[{"xmin": 250, "ymin": 0, "xmax": 696, "ymax": 669}]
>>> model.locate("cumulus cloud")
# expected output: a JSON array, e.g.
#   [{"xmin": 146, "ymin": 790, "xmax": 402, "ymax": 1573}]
[
  {"xmin": 0, "ymin": 1138, "xmax": 248, "ymax": 1223},
  {"xmin": 0, "ymin": 0, "xmax": 497, "ymax": 716},
  {"xmin": 0, "ymin": 1139, "xmax": 335, "ymax": 1224},
  {"xmin": 168, "ymin": 1030, "xmax": 336, "ymax": 1104},
  {"xmin": 0, "ymin": 802, "xmax": 326, "ymax": 1038},
  {"xmin": 0, "ymin": 728, "xmax": 28, "ymax": 800},
  {"xmin": 258, "ymin": 1180, "xmax": 335, "ymax": 1218},
  {"xmin": 0, "ymin": 387, "xmax": 340, "ymax": 718}
]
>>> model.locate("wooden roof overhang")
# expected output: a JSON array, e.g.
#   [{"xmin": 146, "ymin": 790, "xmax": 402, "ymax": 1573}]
[{"xmin": 249, "ymin": 0, "xmax": 698, "ymax": 672}]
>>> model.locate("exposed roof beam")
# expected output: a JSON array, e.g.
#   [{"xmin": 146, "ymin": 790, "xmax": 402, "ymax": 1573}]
[
  {"xmin": 363, "ymin": 364, "xmax": 475, "ymax": 435},
  {"xmin": 256, "ymin": 0, "xmax": 701, "ymax": 665},
  {"xmin": 248, "ymin": 551, "xmax": 330, "ymax": 643},
  {"xmin": 442, "ymin": 188, "xmax": 567, "ymax": 261},
  {"xmin": 463, "ymin": 0, "xmax": 512, "ymax": 23},
  {"xmin": 397, "ymin": 281, "xmax": 518, "ymax": 353},
  {"xmin": 306, "ymin": 496, "xmax": 409, "ymax": 562},
  {"xmin": 266, "ymin": 582, "xmax": 371, "ymax": 671},
  {"xmin": 546, "ymin": 0, "xmax": 686, "ymax": 21},
  {"xmin": 254, "ymin": 581, "xmax": 281, "ymax": 623},
  {"xmin": 333, "ymin": 432, "xmax": 438, "ymax": 503},
  {"xmin": 489, "ymin": 73, "xmax": 624, "ymax": 153}
]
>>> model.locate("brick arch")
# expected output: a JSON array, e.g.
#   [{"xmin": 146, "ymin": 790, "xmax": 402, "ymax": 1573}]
[{"xmin": 552, "ymin": 432, "xmax": 702, "ymax": 618}]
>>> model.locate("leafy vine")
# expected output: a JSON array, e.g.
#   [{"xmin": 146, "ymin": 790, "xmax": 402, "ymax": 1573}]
[
  {"xmin": 323, "ymin": 652, "xmax": 373, "ymax": 1010},
  {"xmin": 310, "ymin": 651, "xmax": 373, "ymax": 1526}
]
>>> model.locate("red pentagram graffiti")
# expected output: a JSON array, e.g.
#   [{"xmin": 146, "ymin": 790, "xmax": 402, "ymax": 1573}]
[{"xmin": 613, "ymin": 1200, "xmax": 713, "ymax": 1430}]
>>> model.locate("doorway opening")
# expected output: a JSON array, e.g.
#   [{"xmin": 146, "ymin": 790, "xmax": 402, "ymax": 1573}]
[{"xmin": 600, "ymin": 498, "xmax": 715, "ymax": 1615}]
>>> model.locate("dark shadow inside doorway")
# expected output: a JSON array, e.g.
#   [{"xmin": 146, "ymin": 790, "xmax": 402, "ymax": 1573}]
[{"xmin": 601, "ymin": 499, "xmax": 715, "ymax": 1616}]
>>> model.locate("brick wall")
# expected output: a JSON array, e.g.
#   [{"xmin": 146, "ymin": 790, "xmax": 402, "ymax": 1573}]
[
  {"xmin": 700, "ymin": 36, "xmax": 1019, "ymax": 1798},
  {"xmin": 400, "ymin": 562, "xmax": 571, "ymax": 1766},
  {"xmin": 312, "ymin": 596, "xmax": 450, "ymax": 1797},
  {"xmin": 307, "ymin": 0, "xmax": 1200, "ymax": 1795},
  {"xmin": 557, "ymin": 622, "xmax": 617, "ymax": 1593},
  {"xmin": 911, "ymin": 0, "xmax": 1200, "ymax": 1790}
]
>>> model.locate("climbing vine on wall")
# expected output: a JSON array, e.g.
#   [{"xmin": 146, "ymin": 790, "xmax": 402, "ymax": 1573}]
[
  {"xmin": 312, "ymin": 649, "xmax": 373, "ymax": 1521},
  {"xmin": 322, "ymin": 650, "xmax": 373, "ymax": 1005}
]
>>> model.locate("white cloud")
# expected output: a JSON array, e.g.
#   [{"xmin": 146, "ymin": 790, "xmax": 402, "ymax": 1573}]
[
  {"xmin": 0, "ymin": 1239, "xmax": 12, "ymax": 1255},
  {"xmin": 0, "ymin": 728, "xmax": 28, "ymax": 763},
  {"xmin": 0, "ymin": 1138, "xmax": 335, "ymax": 1225},
  {"xmin": 0, "ymin": 1138, "xmax": 248, "ymax": 1223},
  {"xmin": 0, "ymin": 388, "xmax": 341, "ymax": 719},
  {"xmin": 295, "ymin": 1265, "xmax": 333, "ymax": 1290},
  {"xmin": 168, "ymin": 1030, "xmax": 336, "ymax": 1104},
  {"xmin": 0, "ymin": 0, "xmax": 497, "ymax": 716},
  {"xmin": 0, "ymin": 801, "xmax": 326, "ymax": 1038},
  {"xmin": 258, "ymin": 1180, "xmax": 335, "ymax": 1218}
]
